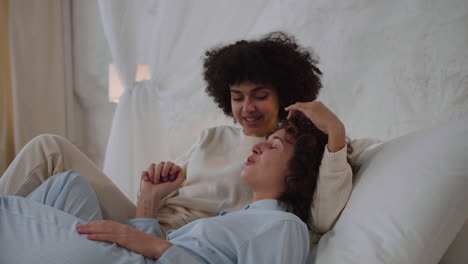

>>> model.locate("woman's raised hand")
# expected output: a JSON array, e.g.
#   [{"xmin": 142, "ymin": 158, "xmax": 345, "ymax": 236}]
[
  {"xmin": 285, "ymin": 101, "xmax": 346, "ymax": 152},
  {"xmin": 285, "ymin": 101, "xmax": 343, "ymax": 134},
  {"xmin": 140, "ymin": 161, "xmax": 185, "ymax": 199},
  {"xmin": 136, "ymin": 162, "xmax": 185, "ymax": 218}
]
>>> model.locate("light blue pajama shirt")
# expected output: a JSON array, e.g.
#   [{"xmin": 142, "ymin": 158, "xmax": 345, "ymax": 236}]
[{"xmin": 0, "ymin": 170, "xmax": 310, "ymax": 263}]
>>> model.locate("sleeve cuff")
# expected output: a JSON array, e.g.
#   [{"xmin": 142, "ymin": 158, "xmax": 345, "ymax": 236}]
[
  {"xmin": 320, "ymin": 144, "xmax": 349, "ymax": 173},
  {"xmin": 125, "ymin": 218, "xmax": 161, "ymax": 237}
]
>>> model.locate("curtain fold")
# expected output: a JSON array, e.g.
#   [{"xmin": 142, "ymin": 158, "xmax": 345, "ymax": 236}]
[
  {"xmin": 8, "ymin": 0, "xmax": 67, "ymax": 152},
  {"xmin": 0, "ymin": 0, "xmax": 14, "ymax": 175}
]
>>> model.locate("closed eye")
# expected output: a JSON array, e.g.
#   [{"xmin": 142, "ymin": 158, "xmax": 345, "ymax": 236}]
[{"xmin": 268, "ymin": 141, "xmax": 281, "ymax": 149}]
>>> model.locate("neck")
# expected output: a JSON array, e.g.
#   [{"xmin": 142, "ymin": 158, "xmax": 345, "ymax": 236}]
[
  {"xmin": 243, "ymin": 123, "xmax": 279, "ymax": 138},
  {"xmin": 252, "ymin": 191, "xmax": 279, "ymax": 203}
]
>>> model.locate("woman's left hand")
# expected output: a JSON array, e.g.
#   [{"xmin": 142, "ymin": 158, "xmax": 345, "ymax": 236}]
[
  {"xmin": 77, "ymin": 220, "xmax": 172, "ymax": 259},
  {"xmin": 285, "ymin": 101, "xmax": 346, "ymax": 152},
  {"xmin": 141, "ymin": 161, "xmax": 185, "ymax": 199}
]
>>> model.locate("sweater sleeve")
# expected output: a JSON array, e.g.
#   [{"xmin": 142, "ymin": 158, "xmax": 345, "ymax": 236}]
[
  {"xmin": 310, "ymin": 144, "xmax": 353, "ymax": 234},
  {"xmin": 310, "ymin": 137, "xmax": 383, "ymax": 234}
]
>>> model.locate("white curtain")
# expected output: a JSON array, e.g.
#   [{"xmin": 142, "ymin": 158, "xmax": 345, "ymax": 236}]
[
  {"xmin": 7, "ymin": 0, "xmax": 68, "ymax": 153},
  {"xmin": 99, "ymin": 0, "xmax": 468, "ymax": 203}
]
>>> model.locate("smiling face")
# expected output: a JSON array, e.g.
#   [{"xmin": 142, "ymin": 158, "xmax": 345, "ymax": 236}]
[
  {"xmin": 240, "ymin": 128, "xmax": 295, "ymax": 197},
  {"xmin": 230, "ymin": 81, "xmax": 280, "ymax": 137}
]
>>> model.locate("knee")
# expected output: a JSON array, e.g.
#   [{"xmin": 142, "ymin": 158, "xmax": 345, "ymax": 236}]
[
  {"xmin": 30, "ymin": 134, "xmax": 68, "ymax": 145},
  {"xmin": 26, "ymin": 134, "xmax": 72, "ymax": 151},
  {"xmin": 53, "ymin": 170, "xmax": 91, "ymax": 189}
]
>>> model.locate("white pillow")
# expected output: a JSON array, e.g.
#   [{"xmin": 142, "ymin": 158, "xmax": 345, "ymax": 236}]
[{"xmin": 313, "ymin": 117, "xmax": 468, "ymax": 264}]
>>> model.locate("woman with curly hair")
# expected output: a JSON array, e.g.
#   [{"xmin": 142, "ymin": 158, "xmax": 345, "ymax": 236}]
[
  {"xmin": 0, "ymin": 32, "xmax": 353, "ymax": 247},
  {"xmin": 1, "ymin": 117, "xmax": 327, "ymax": 263}
]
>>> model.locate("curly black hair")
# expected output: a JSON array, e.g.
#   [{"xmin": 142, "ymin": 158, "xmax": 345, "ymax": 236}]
[
  {"xmin": 277, "ymin": 116, "xmax": 328, "ymax": 228},
  {"xmin": 203, "ymin": 31, "xmax": 323, "ymax": 122}
]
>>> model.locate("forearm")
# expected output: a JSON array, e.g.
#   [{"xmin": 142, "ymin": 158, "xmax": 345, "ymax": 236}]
[{"xmin": 311, "ymin": 145, "xmax": 353, "ymax": 233}]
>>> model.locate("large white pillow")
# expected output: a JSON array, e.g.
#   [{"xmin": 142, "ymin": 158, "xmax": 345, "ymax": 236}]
[{"xmin": 313, "ymin": 117, "xmax": 468, "ymax": 264}]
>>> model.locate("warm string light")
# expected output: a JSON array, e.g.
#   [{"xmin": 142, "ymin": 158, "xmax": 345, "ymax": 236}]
[{"xmin": 108, "ymin": 64, "xmax": 151, "ymax": 103}]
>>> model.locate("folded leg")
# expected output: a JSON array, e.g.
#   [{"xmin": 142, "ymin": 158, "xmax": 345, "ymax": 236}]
[
  {"xmin": 0, "ymin": 195, "xmax": 154, "ymax": 264},
  {"xmin": 0, "ymin": 134, "xmax": 135, "ymax": 222},
  {"xmin": 26, "ymin": 170, "xmax": 102, "ymax": 221}
]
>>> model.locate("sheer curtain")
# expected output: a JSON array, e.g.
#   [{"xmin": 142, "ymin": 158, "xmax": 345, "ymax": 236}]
[{"xmin": 99, "ymin": 0, "xmax": 468, "ymax": 203}]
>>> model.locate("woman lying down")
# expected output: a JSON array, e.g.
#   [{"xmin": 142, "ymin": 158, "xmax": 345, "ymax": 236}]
[{"xmin": 0, "ymin": 117, "xmax": 327, "ymax": 264}]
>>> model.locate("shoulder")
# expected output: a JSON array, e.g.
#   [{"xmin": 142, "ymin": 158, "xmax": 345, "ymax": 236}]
[
  {"xmin": 270, "ymin": 211, "xmax": 308, "ymax": 231},
  {"xmin": 237, "ymin": 211, "xmax": 310, "ymax": 255},
  {"xmin": 198, "ymin": 125, "xmax": 243, "ymax": 143},
  {"xmin": 203, "ymin": 125, "xmax": 242, "ymax": 136},
  {"xmin": 244, "ymin": 209, "xmax": 308, "ymax": 233}
]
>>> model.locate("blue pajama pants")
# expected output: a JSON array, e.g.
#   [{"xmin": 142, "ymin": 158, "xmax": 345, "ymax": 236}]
[{"xmin": 0, "ymin": 170, "xmax": 156, "ymax": 264}]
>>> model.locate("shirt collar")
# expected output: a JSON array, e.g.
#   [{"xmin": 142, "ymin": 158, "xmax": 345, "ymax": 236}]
[{"xmin": 220, "ymin": 199, "xmax": 285, "ymax": 216}]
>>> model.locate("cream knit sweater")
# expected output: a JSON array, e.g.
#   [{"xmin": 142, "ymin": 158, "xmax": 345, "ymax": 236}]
[{"xmin": 157, "ymin": 125, "xmax": 357, "ymax": 243}]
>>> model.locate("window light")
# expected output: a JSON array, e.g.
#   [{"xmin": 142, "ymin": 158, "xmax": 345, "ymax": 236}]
[{"xmin": 108, "ymin": 64, "xmax": 151, "ymax": 103}]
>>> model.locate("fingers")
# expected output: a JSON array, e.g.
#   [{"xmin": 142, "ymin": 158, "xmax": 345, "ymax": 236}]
[
  {"xmin": 77, "ymin": 221, "xmax": 126, "ymax": 244},
  {"xmin": 145, "ymin": 161, "xmax": 181, "ymax": 183},
  {"xmin": 141, "ymin": 171, "xmax": 149, "ymax": 182},
  {"xmin": 286, "ymin": 109, "xmax": 307, "ymax": 120},
  {"xmin": 161, "ymin": 162, "xmax": 181, "ymax": 182},
  {"xmin": 147, "ymin": 163, "xmax": 156, "ymax": 183},
  {"xmin": 77, "ymin": 220, "xmax": 113, "ymax": 234},
  {"xmin": 86, "ymin": 233, "xmax": 117, "ymax": 243},
  {"xmin": 284, "ymin": 102, "xmax": 303, "ymax": 111},
  {"xmin": 285, "ymin": 101, "xmax": 325, "ymax": 112},
  {"xmin": 286, "ymin": 101, "xmax": 329, "ymax": 121},
  {"xmin": 168, "ymin": 165, "xmax": 181, "ymax": 181},
  {"xmin": 161, "ymin": 161, "xmax": 175, "ymax": 181},
  {"xmin": 139, "ymin": 170, "xmax": 151, "ymax": 194},
  {"xmin": 171, "ymin": 169, "xmax": 185, "ymax": 186},
  {"xmin": 147, "ymin": 162, "xmax": 164, "ymax": 184},
  {"xmin": 285, "ymin": 103, "xmax": 304, "ymax": 120}
]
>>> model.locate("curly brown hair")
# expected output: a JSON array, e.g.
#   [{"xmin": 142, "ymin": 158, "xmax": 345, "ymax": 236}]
[
  {"xmin": 203, "ymin": 31, "xmax": 323, "ymax": 122},
  {"xmin": 276, "ymin": 116, "xmax": 328, "ymax": 228}
]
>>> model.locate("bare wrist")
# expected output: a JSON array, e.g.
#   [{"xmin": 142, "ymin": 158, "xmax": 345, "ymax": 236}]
[
  {"xmin": 152, "ymin": 239, "xmax": 173, "ymax": 259},
  {"xmin": 327, "ymin": 123, "xmax": 346, "ymax": 152},
  {"xmin": 136, "ymin": 195, "xmax": 160, "ymax": 218}
]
